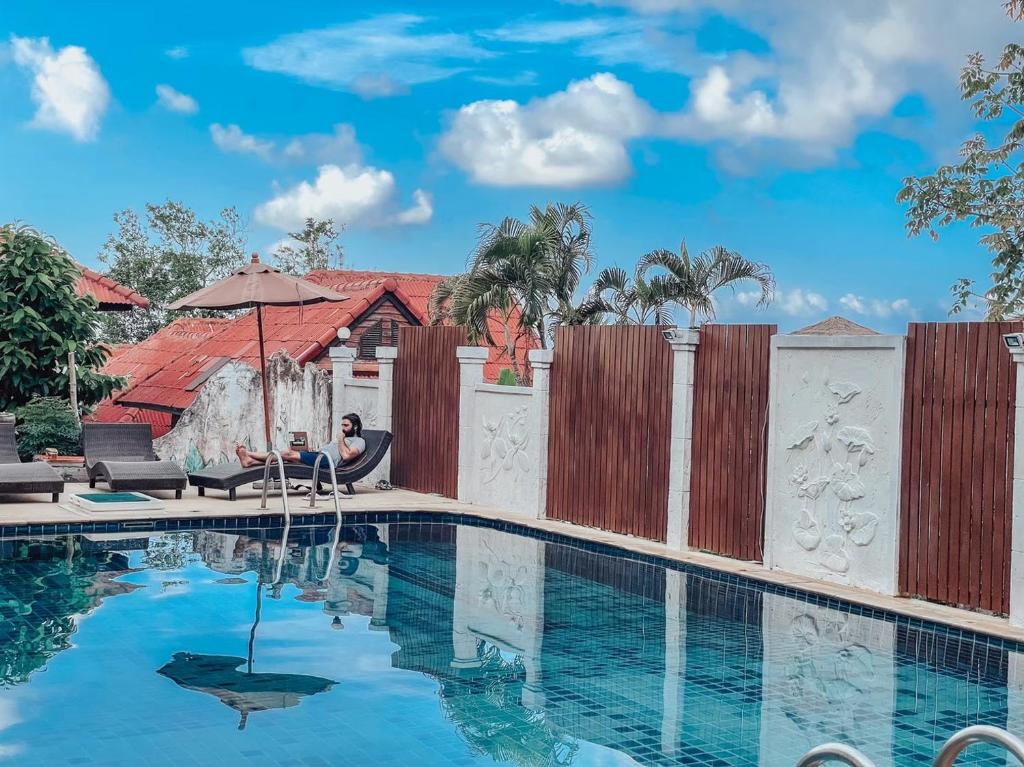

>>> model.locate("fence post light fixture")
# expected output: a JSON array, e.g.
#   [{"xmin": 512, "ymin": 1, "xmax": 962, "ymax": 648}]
[
  {"xmin": 1003, "ymin": 332, "xmax": 1024, "ymax": 351},
  {"xmin": 337, "ymin": 327, "xmax": 352, "ymax": 344}
]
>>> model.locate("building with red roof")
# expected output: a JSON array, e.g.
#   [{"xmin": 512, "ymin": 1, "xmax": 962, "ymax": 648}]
[
  {"xmin": 89, "ymin": 270, "xmax": 535, "ymax": 436},
  {"xmin": 75, "ymin": 265, "xmax": 151, "ymax": 311}
]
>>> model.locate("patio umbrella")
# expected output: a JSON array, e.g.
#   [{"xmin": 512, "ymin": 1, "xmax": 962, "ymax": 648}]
[{"xmin": 166, "ymin": 253, "xmax": 348, "ymax": 448}]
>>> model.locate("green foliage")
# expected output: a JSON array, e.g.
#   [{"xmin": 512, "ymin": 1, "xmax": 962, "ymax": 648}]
[
  {"xmin": 640, "ymin": 243, "xmax": 775, "ymax": 326},
  {"xmin": 14, "ymin": 397, "xmax": 80, "ymax": 460},
  {"xmin": 584, "ymin": 263, "xmax": 675, "ymax": 326},
  {"xmin": 496, "ymin": 368, "xmax": 517, "ymax": 386},
  {"xmin": 272, "ymin": 217, "xmax": 345, "ymax": 275},
  {"xmin": 97, "ymin": 201, "xmax": 247, "ymax": 343},
  {"xmin": 0, "ymin": 225, "xmax": 122, "ymax": 412},
  {"xmin": 897, "ymin": 6, "xmax": 1024, "ymax": 318}
]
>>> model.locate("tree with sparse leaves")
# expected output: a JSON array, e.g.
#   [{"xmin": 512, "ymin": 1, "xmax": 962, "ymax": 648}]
[
  {"xmin": 97, "ymin": 201, "xmax": 247, "ymax": 343},
  {"xmin": 0, "ymin": 225, "xmax": 122, "ymax": 413},
  {"xmin": 272, "ymin": 217, "xmax": 345, "ymax": 275},
  {"xmin": 898, "ymin": 1, "xmax": 1024, "ymax": 318}
]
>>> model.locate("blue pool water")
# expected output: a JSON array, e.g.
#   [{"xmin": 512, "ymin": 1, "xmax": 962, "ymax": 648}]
[{"xmin": 0, "ymin": 519, "xmax": 1019, "ymax": 766}]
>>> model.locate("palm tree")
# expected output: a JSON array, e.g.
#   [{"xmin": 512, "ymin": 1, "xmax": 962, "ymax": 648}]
[
  {"xmin": 640, "ymin": 242, "xmax": 775, "ymax": 327},
  {"xmin": 585, "ymin": 264, "xmax": 675, "ymax": 325},
  {"xmin": 429, "ymin": 202, "xmax": 599, "ymax": 382}
]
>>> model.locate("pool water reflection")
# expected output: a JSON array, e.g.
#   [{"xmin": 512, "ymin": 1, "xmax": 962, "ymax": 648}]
[{"xmin": 0, "ymin": 521, "xmax": 1018, "ymax": 766}]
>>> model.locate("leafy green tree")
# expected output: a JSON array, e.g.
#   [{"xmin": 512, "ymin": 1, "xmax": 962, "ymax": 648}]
[
  {"xmin": 272, "ymin": 217, "xmax": 345, "ymax": 275},
  {"xmin": 585, "ymin": 264, "xmax": 674, "ymax": 325},
  {"xmin": 898, "ymin": 3, "xmax": 1024, "ymax": 318},
  {"xmin": 640, "ymin": 242, "xmax": 775, "ymax": 326},
  {"xmin": 430, "ymin": 203, "xmax": 599, "ymax": 383},
  {"xmin": 0, "ymin": 225, "xmax": 121, "ymax": 412},
  {"xmin": 14, "ymin": 397, "xmax": 80, "ymax": 460},
  {"xmin": 97, "ymin": 201, "xmax": 247, "ymax": 343}
]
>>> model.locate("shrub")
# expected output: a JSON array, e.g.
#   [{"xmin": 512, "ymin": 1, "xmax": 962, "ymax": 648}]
[
  {"xmin": 497, "ymin": 368, "xmax": 518, "ymax": 386},
  {"xmin": 15, "ymin": 397, "xmax": 81, "ymax": 460}
]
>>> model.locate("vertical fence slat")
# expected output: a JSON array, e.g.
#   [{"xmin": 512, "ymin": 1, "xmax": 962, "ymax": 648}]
[
  {"xmin": 390, "ymin": 326, "xmax": 465, "ymax": 497},
  {"xmin": 900, "ymin": 321, "xmax": 1018, "ymax": 614},
  {"xmin": 688, "ymin": 324, "xmax": 776, "ymax": 560}
]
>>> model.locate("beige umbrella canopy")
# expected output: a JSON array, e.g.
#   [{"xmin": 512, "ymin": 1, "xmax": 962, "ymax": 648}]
[{"xmin": 167, "ymin": 253, "xmax": 348, "ymax": 448}]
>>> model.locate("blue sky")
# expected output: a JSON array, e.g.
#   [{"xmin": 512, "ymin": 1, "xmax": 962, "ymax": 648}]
[{"xmin": 0, "ymin": 1, "xmax": 1017, "ymax": 332}]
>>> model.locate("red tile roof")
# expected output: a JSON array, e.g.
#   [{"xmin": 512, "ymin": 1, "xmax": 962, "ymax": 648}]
[
  {"xmin": 97, "ymin": 270, "xmax": 536, "ymax": 418},
  {"xmin": 75, "ymin": 265, "xmax": 151, "ymax": 310}
]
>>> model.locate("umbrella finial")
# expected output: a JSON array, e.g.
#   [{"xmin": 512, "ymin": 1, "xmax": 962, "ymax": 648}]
[{"xmin": 251, "ymin": 252, "xmax": 260, "ymax": 263}]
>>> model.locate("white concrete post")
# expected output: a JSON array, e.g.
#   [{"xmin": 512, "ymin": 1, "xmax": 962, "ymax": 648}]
[
  {"xmin": 529, "ymin": 348, "xmax": 555, "ymax": 519},
  {"xmin": 375, "ymin": 346, "xmax": 398, "ymax": 482},
  {"xmin": 456, "ymin": 347, "xmax": 489, "ymax": 502},
  {"xmin": 666, "ymin": 329, "xmax": 701, "ymax": 550},
  {"xmin": 329, "ymin": 346, "xmax": 356, "ymax": 436},
  {"xmin": 1009, "ymin": 344, "xmax": 1024, "ymax": 626}
]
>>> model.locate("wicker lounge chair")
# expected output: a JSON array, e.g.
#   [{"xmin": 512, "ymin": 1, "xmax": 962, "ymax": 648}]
[
  {"xmin": 83, "ymin": 423, "xmax": 188, "ymax": 499},
  {"xmin": 0, "ymin": 423, "xmax": 64, "ymax": 502},
  {"xmin": 188, "ymin": 430, "xmax": 392, "ymax": 501}
]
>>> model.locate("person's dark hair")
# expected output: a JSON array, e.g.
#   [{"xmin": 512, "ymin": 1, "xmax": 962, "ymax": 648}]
[{"xmin": 343, "ymin": 413, "xmax": 363, "ymax": 437}]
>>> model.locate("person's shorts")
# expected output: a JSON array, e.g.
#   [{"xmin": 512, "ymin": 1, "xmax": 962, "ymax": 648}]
[{"xmin": 298, "ymin": 451, "xmax": 318, "ymax": 467}]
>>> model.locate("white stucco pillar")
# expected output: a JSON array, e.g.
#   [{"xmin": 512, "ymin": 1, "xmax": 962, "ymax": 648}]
[
  {"xmin": 329, "ymin": 346, "xmax": 356, "ymax": 436},
  {"xmin": 375, "ymin": 346, "xmax": 398, "ymax": 482},
  {"xmin": 529, "ymin": 348, "xmax": 554, "ymax": 519},
  {"xmin": 666, "ymin": 329, "xmax": 701, "ymax": 550},
  {"xmin": 1009, "ymin": 345, "xmax": 1024, "ymax": 626},
  {"xmin": 456, "ymin": 347, "xmax": 489, "ymax": 502}
]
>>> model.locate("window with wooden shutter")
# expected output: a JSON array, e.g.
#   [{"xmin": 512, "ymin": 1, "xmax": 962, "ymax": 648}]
[{"xmin": 358, "ymin": 320, "xmax": 383, "ymax": 360}]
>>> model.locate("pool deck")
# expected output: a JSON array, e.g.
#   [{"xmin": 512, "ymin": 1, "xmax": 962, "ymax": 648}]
[{"xmin": 3, "ymin": 482, "xmax": 1023, "ymax": 644}]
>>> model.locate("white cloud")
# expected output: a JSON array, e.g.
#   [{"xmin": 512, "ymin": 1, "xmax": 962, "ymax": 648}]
[
  {"xmin": 439, "ymin": 72, "xmax": 654, "ymax": 187},
  {"xmin": 779, "ymin": 289, "xmax": 829, "ymax": 316},
  {"xmin": 155, "ymin": 84, "xmax": 198, "ymax": 114},
  {"xmin": 10, "ymin": 36, "xmax": 110, "ymax": 141},
  {"xmin": 550, "ymin": 1, "xmax": 1012, "ymax": 167},
  {"xmin": 840, "ymin": 292, "xmax": 914, "ymax": 318},
  {"xmin": 209, "ymin": 123, "xmax": 274, "ymax": 159},
  {"xmin": 165, "ymin": 46, "xmax": 189, "ymax": 59},
  {"xmin": 242, "ymin": 14, "xmax": 493, "ymax": 97},
  {"xmin": 282, "ymin": 123, "xmax": 362, "ymax": 165},
  {"xmin": 255, "ymin": 164, "xmax": 433, "ymax": 229},
  {"xmin": 484, "ymin": 18, "xmax": 619, "ymax": 44}
]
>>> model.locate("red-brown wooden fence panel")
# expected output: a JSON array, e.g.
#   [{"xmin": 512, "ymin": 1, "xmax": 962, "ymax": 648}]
[
  {"xmin": 390, "ymin": 326, "xmax": 467, "ymax": 497},
  {"xmin": 899, "ymin": 321, "xmax": 1020, "ymax": 614},
  {"xmin": 545, "ymin": 325, "xmax": 673, "ymax": 540},
  {"xmin": 688, "ymin": 324, "xmax": 776, "ymax": 561}
]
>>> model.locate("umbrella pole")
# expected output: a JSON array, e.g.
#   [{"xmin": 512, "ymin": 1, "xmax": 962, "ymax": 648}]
[{"xmin": 256, "ymin": 304, "xmax": 272, "ymax": 450}]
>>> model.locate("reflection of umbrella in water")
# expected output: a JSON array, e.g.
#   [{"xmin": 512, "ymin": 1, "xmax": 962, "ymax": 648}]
[{"xmin": 157, "ymin": 652, "xmax": 336, "ymax": 730}]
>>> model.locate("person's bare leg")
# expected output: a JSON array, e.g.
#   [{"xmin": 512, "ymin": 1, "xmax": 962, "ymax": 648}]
[{"xmin": 235, "ymin": 444, "xmax": 270, "ymax": 468}]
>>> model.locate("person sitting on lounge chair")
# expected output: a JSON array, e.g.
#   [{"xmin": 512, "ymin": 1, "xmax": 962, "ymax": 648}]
[{"xmin": 235, "ymin": 413, "xmax": 366, "ymax": 497}]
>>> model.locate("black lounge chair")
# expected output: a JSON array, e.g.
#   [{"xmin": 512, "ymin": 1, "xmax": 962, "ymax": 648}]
[
  {"xmin": 83, "ymin": 423, "xmax": 188, "ymax": 499},
  {"xmin": 188, "ymin": 430, "xmax": 392, "ymax": 501},
  {"xmin": 0, "ymin": 423, "xmax": 64, "ymax": 502}
]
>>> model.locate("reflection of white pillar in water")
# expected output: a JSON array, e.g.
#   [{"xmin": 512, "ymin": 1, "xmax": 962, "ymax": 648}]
[
  {"xmin": 662, "ymin": 569, "xmax": 686, "ymax": 756},
  {"xmin": 520, "ymin": 539, "xmax": 546, "ymax": 711},
  {"xmin": 368, "ymin": 525, "xmax": 391, "ymax": 630},
  {"xmin": 1009, "ymin": 652, "xmax": 1024, "ymax": 766},
  {"xmin": 451, "ymin": 527, "xmax": 483, "ymax": 669}
]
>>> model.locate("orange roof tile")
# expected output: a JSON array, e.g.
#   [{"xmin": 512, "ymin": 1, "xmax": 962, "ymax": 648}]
[
  {"xmin": 75, "ymin": 265, "xmax": 151, "ymax": 311},
  {"xmin": 100, "ymin": 270, "xmax": 537, "ymax": 415}
]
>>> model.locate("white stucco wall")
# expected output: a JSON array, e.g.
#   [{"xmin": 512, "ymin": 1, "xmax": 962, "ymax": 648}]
[
  {"xmin": 154, "ymin": 351, "xmax": 332, "ymax": 472},
  {"xmin": 466, "ymin": 384, "xmax": 540, "ymax": 515},
  {"xmin": 764, "ymin": 335, "xmax": 906, "ymax": 595},
  {"xmin": 759, "ymin": 591, "xmax": 895, "ymax": 765}
]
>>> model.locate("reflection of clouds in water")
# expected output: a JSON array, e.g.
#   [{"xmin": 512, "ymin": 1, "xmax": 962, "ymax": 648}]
[
  {"xmin": 574, "ymin": 741, "xmax": 643, "ymax": 766},
  {"xmin": 0, "ymin": 699, "xmax": 23, "ymax": 760}
]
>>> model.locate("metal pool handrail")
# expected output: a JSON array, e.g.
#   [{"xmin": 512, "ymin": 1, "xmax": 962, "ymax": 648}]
[
  {"xmin": 310, "ymin": 450, "xmax": 346, "ymax": 581},
  {"xmin": 257, "ymin": 451, "xmax": 292, "ymax": 585},
  {"xmin": 795, "ymin": 743, "xmax": 878, "ymax": 767},
  {"xmin": 932, "ymin": 725, "xmax": 1024, "ymax": 767}
]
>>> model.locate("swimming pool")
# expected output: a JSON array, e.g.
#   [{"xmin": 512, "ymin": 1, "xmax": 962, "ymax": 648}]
[{"xmin": 0, "ymin": 517, "xmax": 1018, "ymax": 766}]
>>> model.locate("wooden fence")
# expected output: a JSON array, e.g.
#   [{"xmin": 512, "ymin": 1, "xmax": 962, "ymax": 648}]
[
  {"xmin": 390, "ymin": 326, "xmax": 467, "ymax": 498},
  {"xmin": 688, "ymin": 324, "xmax": 776, "ymax": 561},
  {"xmin": 899, "ymin": 321, "xmax": 1020, "ymax": 614},
  {"xmin": 545, "ymin": 325, "xmax": 673, "ymax": 540}
]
